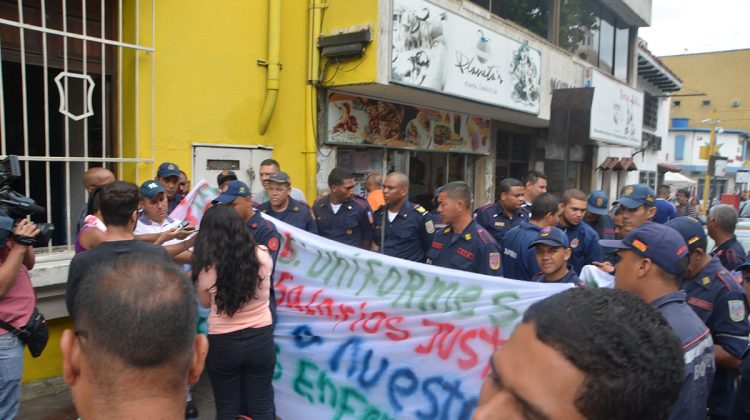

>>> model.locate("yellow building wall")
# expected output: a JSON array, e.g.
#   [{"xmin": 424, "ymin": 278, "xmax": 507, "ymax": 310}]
[
  {"xmin": 121, "ymin": 0, "xmax": 314, "ymax": 195},
  {"xmin": 320, "ymin": 0, "xmax": 380, "ymax": 86},
  {"xmin": 662, "ymin": 50, "xmax": 750, "ymax": 133}
]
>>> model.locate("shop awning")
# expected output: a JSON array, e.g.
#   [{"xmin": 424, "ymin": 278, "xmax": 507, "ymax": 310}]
[
  {"xmin": 658, "ymin": 163, "xmax": 681, "ymax": 172},
  {"xmin": 664, "ymin": 171, "xmax": 696, "ymax": 185},
  {"xmin": 619, "ymin": 157, "xmax": 638, "ymax": 171},
  {"xmin": 598, "ymin": 157, "xmax": 620, "ymax": 170}
]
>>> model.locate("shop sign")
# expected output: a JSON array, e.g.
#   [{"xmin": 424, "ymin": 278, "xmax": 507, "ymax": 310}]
[
  {"xmin": 584, "ymin": 69, "xmax": 644, "ymax": 148},
  {"xmin": 327, "ymin": 92, "xmax": 491, "ymax": 155},
  {"xmin": 391, "ymin": 0, "xmax": 541, "ymax": 115}
]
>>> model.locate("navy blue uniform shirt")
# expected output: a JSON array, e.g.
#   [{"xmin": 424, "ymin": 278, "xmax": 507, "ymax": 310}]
[
  {"xmin": 473, "ymin": 203, "xmax": 526, "ymax": 248},
  {"xmin": 247, "ymin": 211, "xmax": 281, "ymax": 325},
  {"xmin": 583, "ymin": 214, "xmax": 618, "ymax": 265},
  {"xmin": 558, "ymin": 221, "xmax": 603, "ymax": 275},
  {"xmin": 683, "ymin": 257, "xmax": 750, "ymax": 418},
  {"xmin": 373, "ymin": 201, "xmax": 434, "ymax": 262},
  {"xmin": 501, "ymin": 222, "xmax": 543, "ymax": 281},
  {"xmin": 711, "ymin": 235, "xmax": 746, "ymax": 272},
  {"xmin": 313, "ymin": 195, "xmax": 373, "ymax": 249},
  {"xmin": 258, "ymin": 197, "xmax": 318, "ymax": 234},
  {"xmin": 425, "ymin": 220, "xmax": 502, "ymax": 276},
  {"xmin": 530, "ymin": 265, "xmax": 580, "ymax": 286},
  {"xmin": 652, "ymin": 291, "xmax": 715, "ymax": 420},
  {"xmin": 167, "ymin": 193, "xmax": 183, "ymax": 214}
]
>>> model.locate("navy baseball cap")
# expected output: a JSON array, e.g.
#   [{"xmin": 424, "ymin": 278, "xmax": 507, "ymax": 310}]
[
  {"xmin": 140, "ymin": 180, "xmax": 165, "ymax": 199},
  {"xmin": 528, "ymin": 226, "xmax": 570, "ymax": 249},
  {"xmin": 736, "ymin": 257, "xmax": 750, "ymax": 272},
  {"xmin": 599, "ymin": 222, "xmax": 689, "ymax": 277},
  {"xmin": 613, "ymin": 184, "xmax": 656, "ymax": 209},
  {"xmin": 157, "ymin": 162, "xmax": 180, "ymax": 179},
  {"xmin": 216, "ymin": 170, "xmax": 237, "ymax": 185},
  {"xmin": 212, "ymin": 180, "xmax": 251, "ymax": 204},
  {"xmin": 665, "ymin": 216, "xmax": 707, "ymax": 252},
  {"xmin": 268, "ymin": 171, "xmax": 291, "ymax": 184},
  {"xmin": 587, "ymin": 190, "xmax": 609, "ymax": 216}
]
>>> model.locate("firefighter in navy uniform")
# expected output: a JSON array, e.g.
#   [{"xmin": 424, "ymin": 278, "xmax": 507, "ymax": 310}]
[
  {"xmin": 257, "ymin": 171, "xmax": 317, "ymax": 234},
  {"xmin": 313, "ymin": 167, "xmax": 373, "ymax": 249},
  {"xmin": 473, "ymin": 178, "xmax": 527, "ymax": 248},
  {"xmin": 529, "ymin": 227, "xmax": 581, "ymax": 286},
  {"xmin": 426, "ymin": 181, "xmax": 502, "ymax": 276},
  {"xmin": 666, "ymin": 217, "xmax": 750, "ymax": 420},
  {"xmin": 372, "ymin": 172, "xmax": 434, "ymax": 262}
]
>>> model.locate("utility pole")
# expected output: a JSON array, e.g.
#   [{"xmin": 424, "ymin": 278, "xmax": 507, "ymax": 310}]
[{"xmin": 702, "ymin": 109, "xmax": 718, "ymax": 215}]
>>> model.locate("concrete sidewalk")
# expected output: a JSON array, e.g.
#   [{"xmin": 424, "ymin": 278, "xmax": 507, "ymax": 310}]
[{"xmin": 17, "ymin": 372, "xmax": 216, "ymax": 420}]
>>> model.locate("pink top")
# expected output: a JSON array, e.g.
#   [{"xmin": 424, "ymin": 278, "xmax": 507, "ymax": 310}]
[
  {"xmin": 197, "ymin": 246, "xmax": 273, "ymax": 334},
  {"xmin": 0, "ymin": 242, "xmax": 35, "ymax": 333}
]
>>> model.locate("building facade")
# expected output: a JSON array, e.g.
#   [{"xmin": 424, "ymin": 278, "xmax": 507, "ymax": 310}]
[{"xmin": 1, "ymin": 0, "xmax": 654, "ymax": 381}]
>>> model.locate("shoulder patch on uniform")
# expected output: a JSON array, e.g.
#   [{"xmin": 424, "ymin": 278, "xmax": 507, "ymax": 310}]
[
  {"xmin": 489, "ymin": 252, "xmax": 500, "ymax": 270},
  {"xmin": 425, "ymin": 220, "xmax": 435, "ymax": 234},
  {"xmin": 267, "ymin": 237, "xmax": 279, "ymax": 252},
  {"xmin": 414, "ymin": 204, "xmax": 427, "ymax": 215},
  {"xmin": 729, "ymin": 300, "xmax": 746, "ymax": 322}
]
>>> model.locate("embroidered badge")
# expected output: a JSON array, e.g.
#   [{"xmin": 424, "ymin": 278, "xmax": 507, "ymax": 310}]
[
  {"xmin": 632, "ymin": 239, "xmax": 648, "ymax": 252},
  {"xmin": 494, "ymin": 222, "xmax": 505, "ymax": 227},
  {"xmin": 346, "ymin": 229, "xmax": 353, "ymax": 235},
  {"xmin": 688, "ymin": 236, "xmax": 700, "ymax": 245},
  {"xmin": 425, "ymin": 220, "xmax": 435, "ymax": 234},
  {"xmin": 464, "ymin": 233, "xmax": 472, "ymax": 240},
  {"xmin": 623, "ymin": 185, "xmax": 634, "ymax": 195},
  {"xmin": 457, "ymin": 247, "xmax": 475, "ymax": 260},
  {"xmin": 267, "ymin": 237, "xmax": 279, "ymax": 252},
  {"xmin": 570, "ymin": 238, "xmax": 580, "ymax": 248},
  {"xmin": 596, "ymin": 197, "xmax": 604, "ymax": 207},
  {"xmin": 489, "ymin": 252, "xmax": 500, "ymax": 270},
  {"xmin": 702, "ymin": 277, "xmax": 711, "ymax": 286},
  {"xmin": 688, "ymin": 297, "xmax": 713, "ymax": 311},
  {"xmin": 540, "ymin": 228, "xmax": 552, "ymax": 237},
  {"xmin": 729, "ymin": 300, "xmax": 746, "ymax": 322},
  {"xmin": 431, "ymin": 241, "xmax": 443, "ymax": 249}
]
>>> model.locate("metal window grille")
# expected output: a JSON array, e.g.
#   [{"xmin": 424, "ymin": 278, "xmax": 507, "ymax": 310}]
[
  {"xmin": 206, "ymin": 159, "xmax": 240, "ymax": 171},
  {"xmin": 0, "ymin": 0, "xmax": 155, "ymax": 250}
]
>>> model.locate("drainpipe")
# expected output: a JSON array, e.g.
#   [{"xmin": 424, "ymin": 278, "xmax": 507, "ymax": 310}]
[
  {"xmin": 305, "ymin": 0, "xmax": 326, "ymax": 199},
  {"xmin": 258, "ymin": 0, "xmax": 281, "ymax": 135}
]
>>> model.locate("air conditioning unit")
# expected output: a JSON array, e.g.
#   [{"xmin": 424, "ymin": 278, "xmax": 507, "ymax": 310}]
[{"xmin": 648, "ymin": 136, "xmax": 662, "ymax": 151}]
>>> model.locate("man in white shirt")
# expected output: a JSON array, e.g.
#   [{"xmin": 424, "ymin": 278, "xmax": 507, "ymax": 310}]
[{"xmin": 134, "ymin": 180, "xmax": 194, "ymax": 263}]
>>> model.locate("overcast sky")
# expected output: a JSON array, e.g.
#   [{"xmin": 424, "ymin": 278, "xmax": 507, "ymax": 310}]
[{"xmin": 638, "ymin": 0, "xmax": 750, "ymax": 56}]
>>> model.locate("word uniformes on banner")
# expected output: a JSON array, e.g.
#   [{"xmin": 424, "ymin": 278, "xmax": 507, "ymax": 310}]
[{"xmin": 266, "ymin": 216, "xmax": 572, "ymax": 420}]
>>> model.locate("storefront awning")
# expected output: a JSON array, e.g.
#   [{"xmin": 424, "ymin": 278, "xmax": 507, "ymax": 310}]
[
  {"xmin": 658, "ymin": 163, "xmax": 682, "ymax": 173},
  {"xmin": 619, "ymin": 157, "xmax": 638, "ymax": 171},
  {"xmin": 598, "ymin": 157, "xmax": 620, "ymax": 170},
  {"xmin": 664, "ymin": 171, "xmax": 696, "ymax": 185}
]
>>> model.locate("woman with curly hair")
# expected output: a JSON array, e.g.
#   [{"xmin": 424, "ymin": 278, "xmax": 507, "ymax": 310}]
[{"xmin": 192, "ymin": 205, "xmax": 275, "ymax": 419}]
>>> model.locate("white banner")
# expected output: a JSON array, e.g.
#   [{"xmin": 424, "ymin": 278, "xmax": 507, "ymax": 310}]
[
  {"xmin": 268, "ymin": 216, "xmax": 571, "ymax": 419},
  {"xmin": 391, "ymin": 0, "xmax": 541, "ymax": 115},
  {"xmin": 585, "ymin": 70, "xmax": 644, "ymax": 147}
]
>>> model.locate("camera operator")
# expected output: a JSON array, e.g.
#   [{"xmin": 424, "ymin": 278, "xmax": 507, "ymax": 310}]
[{"xmin": 0, "ymin": 219, "xmax": 39, "ymax": 419}]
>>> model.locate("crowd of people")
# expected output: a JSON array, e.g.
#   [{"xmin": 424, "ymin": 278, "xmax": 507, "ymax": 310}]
[{"xmin": 2, "ymin": 158, "xmax": 750, "ymax": 419}]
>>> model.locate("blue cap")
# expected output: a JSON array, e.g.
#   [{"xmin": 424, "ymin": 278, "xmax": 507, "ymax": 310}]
[
  {"xmin": 212, "ymin": 180, "xmax": 251, "ymax": 204},
  {"xmin": 157, "ymin": 162, "xmax": 180, "ymax": 179},
  {"xmin": 139, "ymin": 180, "xmax": 165, "ymax": 199},
  {"xmin": 736, "ymin": 257, "xmax": 750, "ymax": 272},
  {"xmin": 587, "ymin": 190, "xmax": 609, "ymax": 216},
  {"xmin": 599, "ymin": 222, "xmax": 689, "ymax": 277},
  {"xmin": 665, "ymin": 216, "xmax": 707, "ymax": 252},
  {"xmin": 613, "ymin": 184, "xmax": 656, "ymax": 209},
  {"xmin": 528, "ymin": 226, "xmax": 570, "ymax": 249}
]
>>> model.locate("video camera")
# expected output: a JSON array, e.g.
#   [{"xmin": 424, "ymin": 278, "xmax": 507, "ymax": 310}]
[{"xmin": 0, "ymin": 155, "xmax": 54, "ymax": 246}]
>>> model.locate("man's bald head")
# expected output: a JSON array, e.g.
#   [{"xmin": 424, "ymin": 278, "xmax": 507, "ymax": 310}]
[
  {"xmin": 365, "ymin": 172, "xmax": 383, "ymax": 193},
  {"xmin": 83, "ymin": 167, "xmax": 115, "ymax": 192},
  {"xmin": 383, "ymin": 172, "xmax": 409, "ymax": 209}
]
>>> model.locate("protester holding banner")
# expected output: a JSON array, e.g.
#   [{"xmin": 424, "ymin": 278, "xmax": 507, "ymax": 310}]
[
  {"xmin": 474, "ymin": 288, "xmax": 684, "ymax": 420},
  {"xmin": 557, "ymin": 189, "xmax": 603, "ymax": 275},
  {"xmin": 665, "ymin": 216, "xmax": 750, "ymax": 419},
  {"xmin": 192, "ymin": 205, "xmax": 276, "ymax": 420},
  {"xmin": 372, "ymin": 172, "xmax": 434, "ymax": 262},
  {"xmin": 313, "ymin": 167, "xmax": 373, "ymax": 250},
  {"xmin": 426, "ymin": 181, "xmax": 502, "ymax": 276},
  {"xmin": 473, "ymin": 178, "xmax": 527, "ymax": 248},
  {"xmin": 529, "ymin": 227, "xmax": 581, "ymax": 286},
  {"xmin": 258, "ymin": 172, "xmax": 318, "ymax": 234},
  {"xmin": 502, "ymin": 192, "xmax": 560, "ymax": 280},
  {"xmin": 601, "ymin": 222, "xmax": 715, "ymax": 420}
]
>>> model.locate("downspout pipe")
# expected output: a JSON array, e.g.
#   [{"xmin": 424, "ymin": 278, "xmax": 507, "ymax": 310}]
[
  {"xmin": 258, "ymin": 0, "xmax": 281, "ymax": 135},
  {"xmin": 305, "ymin": 0, "xmax": 325, "ymax": 199}
]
